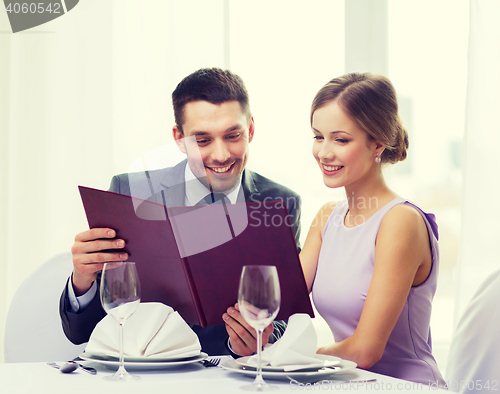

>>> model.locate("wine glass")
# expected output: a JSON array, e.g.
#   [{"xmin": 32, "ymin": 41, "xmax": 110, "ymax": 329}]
[
  {"xmin": 100, "ymin": 262, "xmax": 141, "ymax": 381},
  {"xmin": 238, "ymin": 265, "xmax": 281, "ymax": 391}
]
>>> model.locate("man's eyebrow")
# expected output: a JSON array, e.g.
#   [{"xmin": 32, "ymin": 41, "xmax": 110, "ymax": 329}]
[
  {"xmin": 225, "ymin": 124, "xmax": 244, "ymax": 132},
  {"xmin": 191, "ymin": 125, "xmax": 244, "ymax": 135}
]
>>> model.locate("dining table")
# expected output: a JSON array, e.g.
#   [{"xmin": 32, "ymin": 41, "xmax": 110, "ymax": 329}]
[{"xmin": 1, "ymin": 355, "xmax": 449, "ymax": 393}]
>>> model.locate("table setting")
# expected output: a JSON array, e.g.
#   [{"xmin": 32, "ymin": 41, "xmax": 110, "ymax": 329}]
[
  {"xmin": 80, "ymin": 302, "xmax": 206, "ymax": 371},
  {"xmin": 1, "ymin": 263, "xmax": 449, "ymax": 392},
  {"xmin": 220, "ymin": 314, "xmax": 357, "ymax": 382}
]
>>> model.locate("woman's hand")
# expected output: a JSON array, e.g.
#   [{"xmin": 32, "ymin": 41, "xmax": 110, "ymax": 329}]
[
  {"xmin": 316, "ymin": 337, "xmax": 383, "ymax": 369},
  {"xmin": 317, "ymin": 343, "xmax": 338, "ymax": 356}
]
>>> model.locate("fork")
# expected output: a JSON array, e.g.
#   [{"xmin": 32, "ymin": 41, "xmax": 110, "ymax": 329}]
[{"xmin": 202, "ymin": 358, "xmax": 221, "ymax": 368}]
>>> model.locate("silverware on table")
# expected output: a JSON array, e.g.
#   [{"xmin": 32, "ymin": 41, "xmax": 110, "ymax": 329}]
[
  {"xmin": 202, "ymin": 358, "xmax": 221, "ymax": 368},
  {"xmin": 47, "ymin": 361, "xmax": 97, "ymax": 375},
  {"xmin": 47, "ymin": 362, "xmax": 78, "ymax": 373}
]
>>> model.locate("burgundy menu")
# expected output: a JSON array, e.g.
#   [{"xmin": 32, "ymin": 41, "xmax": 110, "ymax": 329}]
[{"xmin": 79, "ymin": 186, "xmax": 314, "ymax": 327}]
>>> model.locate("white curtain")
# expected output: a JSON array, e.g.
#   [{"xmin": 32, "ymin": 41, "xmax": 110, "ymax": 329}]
[
  {"xmin": 0, "ymin": 0, "xmax": 228, "ymax": 362},
  {"xmin": 454, "ymin": 0, "xmax": 500, "ymax": 321}
]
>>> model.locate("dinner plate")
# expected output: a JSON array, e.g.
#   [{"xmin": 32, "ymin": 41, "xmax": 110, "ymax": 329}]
[
  {"xmin": 79, "ymin": 352, "xmax": 208, "ymax": 370},
  {"xmin": 222, "ymin": 358, "xmax": 357, "ymax": 380},
  {"xmin": 235, "ymin": 354, "xmax": 342, "ymax": 372},
  {"xmin": 80, "ymin": 349, "xmax": 201, "ymax": 363}
]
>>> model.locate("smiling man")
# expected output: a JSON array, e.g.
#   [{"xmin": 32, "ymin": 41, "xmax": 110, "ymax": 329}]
[
  {"xmin": 60, "ymin": 68, "xmax": 302, "ymax": 357},
  {"xmin": 176, "ymin": 100, "xmax": 251, "ymax": 195}
]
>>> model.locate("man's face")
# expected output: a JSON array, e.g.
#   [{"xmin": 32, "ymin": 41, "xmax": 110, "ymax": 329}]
[{"xmin": 174, "ymin": 100, "xmax": 254, "ymax": 193}]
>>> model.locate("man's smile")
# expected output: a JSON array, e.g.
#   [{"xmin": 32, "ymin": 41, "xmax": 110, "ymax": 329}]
[{"xmin": 206, "ymin": 162, "xmax": 234, "ymax": 174}]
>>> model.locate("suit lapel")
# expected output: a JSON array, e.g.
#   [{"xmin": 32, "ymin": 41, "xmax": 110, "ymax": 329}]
[
  {"xmin": 241, "ymin": 169, "xmax": 258, "ymax": 203},
  {"xmin": 157, "ymin": 160, "xmax": 187, "ymax": 207}
]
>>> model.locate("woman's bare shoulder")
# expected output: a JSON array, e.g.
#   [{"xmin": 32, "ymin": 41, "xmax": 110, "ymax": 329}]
[
  {"xmin": 383, "ymin": 203, "xmax": 425, "ymax": 226},
  {"xmin": 380, "ymin": 203, "xmax": 428, "ymax": 241}
]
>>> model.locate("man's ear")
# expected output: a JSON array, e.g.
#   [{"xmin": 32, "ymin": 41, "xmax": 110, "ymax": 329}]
[
  {"xmin": 173, "ymin": 126, "xmax": 186, "ymax": 154},
  {"xmin": 248, "ymin": 117, "xmax": 255, "ymax": 143}
]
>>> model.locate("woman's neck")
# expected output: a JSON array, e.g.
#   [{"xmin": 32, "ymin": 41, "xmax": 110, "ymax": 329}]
[{"xmin": 343, "ymin": 174, "xmax": 397, "ymax": 227}]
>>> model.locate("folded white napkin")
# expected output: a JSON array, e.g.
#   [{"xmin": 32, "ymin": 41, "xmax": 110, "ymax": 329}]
[
  {"xmin": 85, "ymin": 302, "xmax": 201, "ymax": 359},
  {"xmin": 247, "ymin": 313, "xmax": 340, "ymax": 371}
]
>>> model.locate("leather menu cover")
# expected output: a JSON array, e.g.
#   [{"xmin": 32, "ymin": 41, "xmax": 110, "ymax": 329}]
[
  {"xmin": 79, "ymin": 186, "xmax": 203, "ymax": 325},
  {"xmin": 79, "ymin": 186, "xmax": 314, "ymax": 327}
]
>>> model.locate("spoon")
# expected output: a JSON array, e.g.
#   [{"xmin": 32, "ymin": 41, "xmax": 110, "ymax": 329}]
[
  {"xmin": 60, "ymin": 362, "xmax": 79, "ymax": 373},
  {"xmin": 47, "ymin": 361, "xmax": 78, "ymax": 374}
]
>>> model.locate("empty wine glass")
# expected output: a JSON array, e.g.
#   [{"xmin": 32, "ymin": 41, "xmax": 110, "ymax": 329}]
[
  {"xmin": 100, "ymin": 262, "xmax": 141, "ymax": 381},
  {"xmin": 238, "ymin": 265, "xmax": 281, "ymax": 391}
]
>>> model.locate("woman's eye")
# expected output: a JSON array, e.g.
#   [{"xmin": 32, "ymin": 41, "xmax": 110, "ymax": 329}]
[
  {"xmin": 336, "ymin": 139, "xmax": 349, "ymax": 143},
  {"xmin": 313, "ymin": 135, "xmax": 323, "ymax": 140}
]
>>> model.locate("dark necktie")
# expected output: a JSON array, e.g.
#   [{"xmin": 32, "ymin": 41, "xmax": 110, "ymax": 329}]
[{"xmin": 196, "ymin": 192, "xmax": 227, "ymax": 206}]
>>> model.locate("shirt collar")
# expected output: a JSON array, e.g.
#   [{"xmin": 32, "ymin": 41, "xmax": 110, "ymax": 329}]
[{"xmin": 184, "ymin": 163, "xmax": 242, "ymax": 206}]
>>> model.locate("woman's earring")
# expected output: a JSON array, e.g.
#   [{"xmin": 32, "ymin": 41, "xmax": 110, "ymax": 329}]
[{"xmin": 375, "ymin": 153, "xmax": 381, "ymax": 163}]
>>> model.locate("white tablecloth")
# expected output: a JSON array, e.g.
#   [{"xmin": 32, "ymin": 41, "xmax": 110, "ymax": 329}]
[{"xmin": 0, "ymin": 356, "xmax": 448, "ymax": 393}]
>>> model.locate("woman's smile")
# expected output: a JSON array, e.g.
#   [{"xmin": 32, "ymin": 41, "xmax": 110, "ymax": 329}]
[{"xmin": 321, "ymin": 164, "xmax": 344, "ymax": 175}]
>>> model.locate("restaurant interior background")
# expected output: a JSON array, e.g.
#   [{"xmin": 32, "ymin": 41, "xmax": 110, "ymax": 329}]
[{"xmin": 1, "ymin": 0, "xmax": 499, "ymax": 373}]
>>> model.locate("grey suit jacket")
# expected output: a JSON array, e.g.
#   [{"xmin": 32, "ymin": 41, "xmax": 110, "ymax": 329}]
[{"xmin": 60, "ymin": 160, "xmax": 301, "ymax": 356}]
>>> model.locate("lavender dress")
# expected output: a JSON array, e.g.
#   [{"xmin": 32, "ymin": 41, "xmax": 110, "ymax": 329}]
[{"xmin": 312, "ymin": 197, "xmax": 445, "ymax": 386}]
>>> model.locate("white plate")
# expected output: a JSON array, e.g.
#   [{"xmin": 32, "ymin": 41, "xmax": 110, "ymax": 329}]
[
  {"xmin": 79, "ymin": 352, "xmax": 208, "ymax": 370},
  {"xmin": 222, "ymin": 358, "xmax": 357, "ymax": 380},
  {"xmin": 235, "ymin": 354, "xmax": 342, "ymax": 372},
  {"xmin": 80, "ymin": 349, "xmax": 201, "ymax": 363}
]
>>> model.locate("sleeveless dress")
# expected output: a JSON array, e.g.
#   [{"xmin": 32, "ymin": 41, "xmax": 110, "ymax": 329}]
[{"xmin": 312, "ymin": 196, "xmax": 445, "ymax": 386}]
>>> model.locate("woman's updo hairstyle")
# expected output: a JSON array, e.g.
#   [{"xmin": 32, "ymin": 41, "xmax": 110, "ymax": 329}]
[{"xmin": 310, "ymin": 73, "xmax": 409, "ymax": 164}]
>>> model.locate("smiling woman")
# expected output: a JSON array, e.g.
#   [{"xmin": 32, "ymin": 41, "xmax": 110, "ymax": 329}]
[
  {"xmin": 312, "ymin": 102, "xmax": 383, "ymax": 191},
  {"xmin": 299, "ymin": 72, "xmax": 445, "ymax": 387},
  {"xmin": 310, "ymin": 74, "xmax": 408, "ymax": 195}
]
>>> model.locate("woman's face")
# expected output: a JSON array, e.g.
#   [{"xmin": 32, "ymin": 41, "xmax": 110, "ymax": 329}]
[{"xmin": 312, "ymin": 100, "xmax": 380, "ymax": 190}]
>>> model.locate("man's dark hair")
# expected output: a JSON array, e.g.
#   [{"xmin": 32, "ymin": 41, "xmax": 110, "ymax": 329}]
[{"xmin": 172, "ymin": 68, "xmax": 251, "ymax": 134}]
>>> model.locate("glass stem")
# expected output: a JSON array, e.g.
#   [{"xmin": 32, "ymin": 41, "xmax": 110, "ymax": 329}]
[
  {"xmin": 254, "ymin": 328, "xmax": 265, "ymax": 386},
  {"xmin": 117, "ymin": 321, "xmax": 126, "ymax": 375}
]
